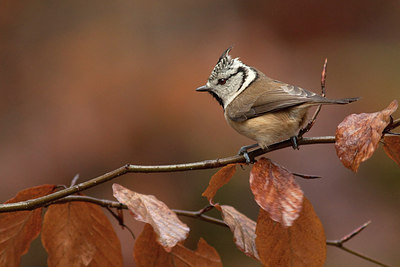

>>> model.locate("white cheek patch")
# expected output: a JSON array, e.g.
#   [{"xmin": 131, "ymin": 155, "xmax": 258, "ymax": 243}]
[
  {"xmin": 239, "ymin": 66, "xmax": 257, "ymax": 93},
  {"xmin": 223, "ymin": 65, "xmax": 257, "ymax": 109}
]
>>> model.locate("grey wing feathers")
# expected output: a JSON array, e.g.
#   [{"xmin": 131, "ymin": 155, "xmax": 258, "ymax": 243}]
[{"xmin": 229, "ymin": 80, "xmax": 358, "ymax": 122}]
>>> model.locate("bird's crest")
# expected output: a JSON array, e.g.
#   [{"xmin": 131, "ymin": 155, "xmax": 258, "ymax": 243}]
[{"xmin": 209, "ymin": 47, "xmax": 234, "ymax": 80}]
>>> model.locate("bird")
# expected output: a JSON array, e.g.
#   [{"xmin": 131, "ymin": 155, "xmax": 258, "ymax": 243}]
[{"xmin": 196, "ymin": 47, "xmax": 358, "ymax": 162}]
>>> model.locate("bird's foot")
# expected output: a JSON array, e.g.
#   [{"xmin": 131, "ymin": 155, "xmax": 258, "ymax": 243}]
[
  {"xmin": 238, "ymin": 143, "xmax": 259, "ymax": 164},
  {"xmin": 290, "ymin": 136, "xmax": 300, "ymax": 150}
]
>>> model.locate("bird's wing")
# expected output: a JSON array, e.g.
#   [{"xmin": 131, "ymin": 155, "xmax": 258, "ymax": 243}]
[{"xmin": 227, "ymin": 80, "xmax": 326, "ymax": 122}]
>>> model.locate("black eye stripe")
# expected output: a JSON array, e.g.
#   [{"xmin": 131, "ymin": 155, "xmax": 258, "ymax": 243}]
[{"xmin": 217, "ymin": 67, "xmax": 246, "ymax": 85}]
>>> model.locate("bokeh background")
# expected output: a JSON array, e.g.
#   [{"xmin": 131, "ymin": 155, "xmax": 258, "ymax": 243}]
[{"xmin": 1, "ymin": 1, "xmax": 399, "ymax": 266}]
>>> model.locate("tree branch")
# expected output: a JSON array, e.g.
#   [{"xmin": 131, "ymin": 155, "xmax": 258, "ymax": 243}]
[{"xmin": 0, "ymin": 136, "xmax": 336, "ymax": 213}]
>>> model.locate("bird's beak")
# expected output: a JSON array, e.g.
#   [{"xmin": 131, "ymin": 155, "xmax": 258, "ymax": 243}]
[{"xmin": 196, "ymin": 85, "xmax": 211, "ymax": 92}]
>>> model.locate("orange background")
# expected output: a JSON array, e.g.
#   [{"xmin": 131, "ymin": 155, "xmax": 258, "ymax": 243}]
[{"xmin": 1, "ymin": 1, "xmax": 399, "ymax": 266}]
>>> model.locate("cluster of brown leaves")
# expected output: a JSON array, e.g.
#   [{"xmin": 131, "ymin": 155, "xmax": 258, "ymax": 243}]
[
  {"xmin": 112, "ymin": 173, "xmax": 325, "ymax": 267},
  {"xmin": 0, "ymin": 100, "xmax": 399, "ymax": 266},
  {"xmin": 0, "ymin": 185, "xmax": 123, "ymax": 267},
  {"xmin": 200, "ymin": 161, "xmax": 325, "ymax": 266}
]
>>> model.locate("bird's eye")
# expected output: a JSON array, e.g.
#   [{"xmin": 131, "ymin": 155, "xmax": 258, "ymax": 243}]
[{"xmin": 217, "ymin": 78, "xmax": 227, "ymax": 85}]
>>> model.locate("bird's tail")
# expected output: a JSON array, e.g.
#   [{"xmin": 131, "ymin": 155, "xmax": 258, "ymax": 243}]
[
  {"xmin": 312, "ymin": 96, "xmax": 360, "ymax": 105},
  {"xmin": 329, "ymin": 97, "xmax": 360, "ymax": 104}
]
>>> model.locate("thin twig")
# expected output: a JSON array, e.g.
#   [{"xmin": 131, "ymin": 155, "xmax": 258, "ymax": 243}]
[
  {"xmin": 327, "ymin": 221, "xmax": 389, "ymax": 267},
  {"xmin": 298, "ymin": 58, "xmax": 328, "ymax": 138},
  {"xmin": 385, "ymin": 132, "xmax": 400, "ymax": 136},
  {"xmin": 335, "ymin": 246, "xmax": 389, "ymax": 267},
  {"xmin": 197, "ymin": 205, "xmax": 215, "ymax": 215},
  {"xmin": 173, "ymin": 209, "xmax": 228, "ymax": 227},
  {"xmin": 70, "ymin": 174, "xmax": 80, "ymax": 187},
  {"xmin": 105, "ymin": 207, "xmax": 136, "ymax": 240},
  {"xmin": 391, "ymin": 118, "xmax": 400, "ymax": 130},
  {"xmin": 292, "ymin": 172, "xmax": 321, "ymax": 179},
  {"xmin": 0, "ymin": 136, "xmax": 336, "ymax": 213},
  {"xmin": 384, "ymin": 117, "xmax": 400, "ymax": 134},
  {"xmin": 321, "ymin": 58, "xmax": 328, "ymax": 97},
  {"xmin": 326, "ymin": 220, "xmax": 370, "ymax": 245},
  {"xmin": 341, "ymin": 220, "xmax": 371, "ymax": 243}
]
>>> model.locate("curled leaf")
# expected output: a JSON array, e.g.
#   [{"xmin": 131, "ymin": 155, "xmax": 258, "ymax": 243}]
[
  {"xmin": 255, "ymin": 197, "xmax": 326, "ymax": 267},
  {"xmin": 249, "ymin": 158, "xmax": 303, "ymax": 227},
  {"xmin": 218, "ymin": 205, "xmax": 259, "ymax": 260},
  {"xmin": 134, "ymin": 224, "xmax": 222, "ymax": 267},
  {"xmin": 112, "ymin": 183, "xmax": 189, "ymax": 251},
  {"xmin": 202, "ymin": 164, "xmax": 237, "ymax": 204},
  {"xmin": 0, "ymin": 184, "xmax": 55, "ymax": 267},
  {"xmin": 383, "ymin": 135, "xmax": 400, "ymax": 166},
  {"xmin": 335, "ymin": 100, "xmax": 398, "ymax": 172}
]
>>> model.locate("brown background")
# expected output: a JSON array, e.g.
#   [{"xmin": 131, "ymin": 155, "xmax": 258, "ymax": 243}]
[{"xmin": 1, "ymin": 1, "xmax": 399, "ymax": 266}]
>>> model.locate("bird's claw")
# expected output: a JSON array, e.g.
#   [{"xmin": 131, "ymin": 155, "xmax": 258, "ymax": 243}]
[{"xmin": 238, "ymin": 144, "xmax": 258, "ymax": 164}]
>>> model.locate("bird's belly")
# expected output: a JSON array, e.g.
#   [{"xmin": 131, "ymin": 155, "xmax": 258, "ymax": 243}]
[{"xmin": 225, "ymin": 111, "xmax": 306, "ymax": 148}]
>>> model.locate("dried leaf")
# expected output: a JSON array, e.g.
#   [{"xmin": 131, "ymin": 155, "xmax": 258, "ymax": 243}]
[
  {"xmin": 256, "ymin": 197, "xmax": 326, "ymax": 267},
  {"xmin": 249, "ymin": 157, "xmax": 303, "ymax": 227},
  {"xmin": 41, "ymin": 201, "xmax": 123, "ymax": 267},
  {"xmin": 134, "ymin": 224, "xmax": 222, "ymax": 267},
  {"xmin": 0, "ymin": 184, "xmax": 55, "ymax": 267},
  {"xmin": 383, "ymin": 135, "xmax": 400, "ymax": 166},
  {"xmin": 112, "ymin": 183, "xmax": 189, "ymax": 251},
  {"xmin": 218, "ymin": 205, "xmax": 259, "ymax": 260},
  {"xmin": 202, "ymin": 164, "xmax": 237, "ymax": 203},
  {"xmin": 335, "ymin": 100, "xmax": 398, "ymax": 172}
]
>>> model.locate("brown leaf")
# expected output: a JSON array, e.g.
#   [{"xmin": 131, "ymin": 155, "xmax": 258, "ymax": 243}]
[
  {"xmin": 383, "ymin": 135, "xmax": 400, "ymax": 166},
  {"xmin": 134, "ymin": 224, "xmax": 222, "ymax": 267},
  {"xmin": 202, "ymin": 164, "xmax": 237, "ymax": 204},
  {"xmin": 0, "ymin": 184, "xmax": 55, "ymax": 267},
  {"xmin": 255, "ymin": 197, "xmax": 326, "ymax": 267},
  {"xmin": 218, "ymin": 205, "xmax": 259, "ymax": 260},
  {"xmin": 335, "ymin": 100, "xmax": 398, "ymax": 172},
  {"xmin": 112, "ymin": 183, "xmax": 189, "ymax": 251},
  {"xmin": 249, "ymin": 157, "xmax": 303, "ymax": 227},
  {"xmin": 41, "ymin": 201, "xmax": 123, "ymax": 267}
]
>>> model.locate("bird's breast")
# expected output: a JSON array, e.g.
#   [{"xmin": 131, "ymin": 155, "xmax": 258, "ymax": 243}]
[{"xmin": 224, "ymin": 107, "xmax": 308, "ymax": 148}]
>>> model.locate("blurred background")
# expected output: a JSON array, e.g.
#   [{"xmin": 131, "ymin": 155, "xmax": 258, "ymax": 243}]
[{"xmin": 1, "ymin": 1, "xmax": 399, "ymax": 266}]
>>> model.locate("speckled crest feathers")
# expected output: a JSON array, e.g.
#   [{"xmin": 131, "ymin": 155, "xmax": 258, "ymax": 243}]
[{"xmin": 209, "ymin": 47, "xmax": 234, "ymax": 80}]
